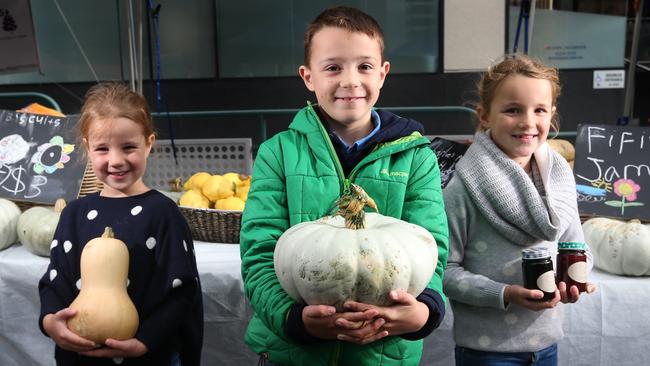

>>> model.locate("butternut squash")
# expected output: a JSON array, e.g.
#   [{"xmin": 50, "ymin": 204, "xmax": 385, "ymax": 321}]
[{"xmin": 67, "ymin": 227, "xmax": 139, "ymax": 343}]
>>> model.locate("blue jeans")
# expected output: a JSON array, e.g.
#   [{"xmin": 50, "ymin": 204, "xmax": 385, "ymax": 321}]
[{"xmin": 455, "ymin": 344, "xmax": 557, "ymax": 366}]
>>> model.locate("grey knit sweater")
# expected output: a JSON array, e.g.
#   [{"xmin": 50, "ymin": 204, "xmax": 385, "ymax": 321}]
[{"xmin": 443, "ymin": 131, "xmax": 592, "ymax": 353}]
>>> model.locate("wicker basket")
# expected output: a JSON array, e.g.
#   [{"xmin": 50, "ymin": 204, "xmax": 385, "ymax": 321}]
[
  {"xmin": 14, "ymin": 162, "xmax": 103, "ymax": 211},
  {"xmin": 178, "ymin": 206, "xmax": 242, "ymax": 244}
]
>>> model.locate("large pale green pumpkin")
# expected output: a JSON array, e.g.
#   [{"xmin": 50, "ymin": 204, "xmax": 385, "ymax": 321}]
[
  {"xmin": 18, "ymin": 199, "xmax": 66, "ymax": 257},
  {"xmin": 583, "ymin": 217, "xmax": 650, "ymax": 276},
  {"xmin": 274, "ymin": 185, "xmax": 438, "ymax": 310},
  {"xmin": 0, "ymin": 199, "xmax": 21, "ymax": 250}
]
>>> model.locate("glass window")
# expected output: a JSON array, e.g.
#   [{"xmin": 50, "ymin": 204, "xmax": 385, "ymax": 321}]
[
  {"xmin": 140, "ymin": 0, "xmax": 216, "ymax": 79},
  {"xmin": 0, "ymin": 0, "xmax": 215, "ymax": 85},
  {"xmin": 508, "ymin": 0, "xmax": 628, "ymax": 69},
  {"xmin": 216, "ymin": 0, "xmax": 440, "ymax": 77},
  {"xmin": 0, "ymin": 0, "xmax": 121, "ymax": 84}
]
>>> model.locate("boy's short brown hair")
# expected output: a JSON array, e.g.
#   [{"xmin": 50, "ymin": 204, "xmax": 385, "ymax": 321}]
[{"xmin": 303, "ymin": 6, "xmax": 385, "ymax": 66}]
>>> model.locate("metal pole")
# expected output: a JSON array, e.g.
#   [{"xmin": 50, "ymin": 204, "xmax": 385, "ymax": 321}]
[
  {"xmin": 622, "ymin": 0, "xmax": 645, "ymax": 126},
  {"xmin": 126, "ymin": 0, "xmax": 137, "ymax": 92},
  {"xmin": 137, "ymin": 0, "xmax": 143, "ymax": 94},
  {"xmin": 527, "ymin": 0, "xmax": 537, "ymax": 53}
]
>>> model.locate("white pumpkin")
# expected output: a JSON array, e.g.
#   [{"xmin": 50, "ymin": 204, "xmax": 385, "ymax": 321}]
[
  {"xmin": 274, "ymin": 184, "xmax": 438, "ymax": 310},
  {"xmin": 17, "ymin": 199, "xmax": 66, "ymax": 257},
  {"xmin": 583, "ymin": 217, "xmax": 650, "ymax": 276},
  {"xmin": 0, "ymin": 198, "xmax": 21, "ymax": 250}
]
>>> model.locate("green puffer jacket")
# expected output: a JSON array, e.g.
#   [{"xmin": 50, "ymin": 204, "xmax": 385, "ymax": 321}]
[{"xmin": 240, "ymin": 104, "xmax": 449, "ymax": 366}]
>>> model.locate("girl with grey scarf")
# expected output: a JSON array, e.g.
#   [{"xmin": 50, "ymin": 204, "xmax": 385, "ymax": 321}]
[{"xmin": 443, "ymin": 54, "xmax": 596, "ymax": 366}]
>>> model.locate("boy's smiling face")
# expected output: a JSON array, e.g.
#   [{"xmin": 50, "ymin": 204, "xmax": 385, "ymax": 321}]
[{"xmin": 299, "ymin": 26, "xmax": 389, "ymax": 138}]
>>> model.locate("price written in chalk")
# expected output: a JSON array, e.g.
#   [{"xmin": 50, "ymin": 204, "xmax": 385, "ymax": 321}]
[
  {"xmin": 0, "ymin": 164, "xmax": 47, "ymax": 199},
  {"xmin": 0, "ymin": 110, "xmax": 86, "ymax": 205}
]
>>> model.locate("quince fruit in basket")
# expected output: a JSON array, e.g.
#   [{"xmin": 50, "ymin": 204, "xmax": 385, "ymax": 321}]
[
  {"xmin": 236, "ymin": 185, "xmax": 250, "ymax": 201},
  {"xmin": 222, "ymin": 172, "xmax": 243, "ymax": 186},
  {"xmin": 179, "ymin": 190, "xmax": 210, "ymax": 209},
  {"xmin": 202, "ymin": 175, "xmax": 236, "ymax": 202},
  {"xmin": 215, "ymin": 196, "xmax": 246, "ymax": 211},
  {"xmin": 183, "ymin": 172, "xmax": 212, "ymax": 191}
]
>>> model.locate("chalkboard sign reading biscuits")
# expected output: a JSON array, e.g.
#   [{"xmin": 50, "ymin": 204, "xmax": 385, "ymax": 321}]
[
  {"xmin": 0, "ymin": 109, "xmax": 86, "ymax": 205},
  {"xmin": 573, "ymin": 124, "xmax": 650, "ymax": 220},
  {"xmin": 430, "ymin": 137, "xmax": 470, "ymax": 189}
]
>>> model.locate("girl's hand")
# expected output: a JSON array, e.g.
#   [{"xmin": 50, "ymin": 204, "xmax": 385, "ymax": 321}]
[
  {"xmin": 504, "ymin": 284, "xmax": 561, "ymax": 311},
  {"xmin": 80, "ymin": 338, "xmax": 148, "ymax": 358},
  {"xmin": 558, "ymin": 281, "xmax": 597, "ymax": 303},
  {"xmin": 337, "ymin": 290, "xmax": 428, "ymax": 344},
  {"xmin": 302, "ymin": 304, "xmax": 383, "ymax": 342},
  {"xmin": 42, "ymin": 308, "xmax": 100, "ymax": 353}
]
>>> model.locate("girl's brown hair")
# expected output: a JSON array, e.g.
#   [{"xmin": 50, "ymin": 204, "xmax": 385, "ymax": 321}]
[
  {"xmin": 303, "ymin": 6, "xmax": 385, "ymax": 66},
  {"xmin": 79, "ymin": 82, "xmax": 154, "ymax": 149},
  {"xmin": 477, "ymin": 53, "xmax": 561, "ymax": 132}
]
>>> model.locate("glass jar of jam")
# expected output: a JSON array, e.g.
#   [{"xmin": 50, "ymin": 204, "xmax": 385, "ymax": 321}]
[
  {"xmin": 521, "ymin": 247, "xmax": 556, "ymax": 301},
  {"xmin": 556, "ymin": 241, "xmax": 588, "ymax": 292}
]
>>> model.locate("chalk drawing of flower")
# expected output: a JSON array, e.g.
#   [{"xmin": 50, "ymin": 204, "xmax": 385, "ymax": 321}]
[
  {"xmin": 605, "ymin": 178, "xmax": 644, "ymax": 216},
  {"xmin": 31, "ymin": 136, "xmax": 75, "ymax": 174},
  {"xmin": 614, "ymin": 179, "xmax": 640, "ymax": 201}
]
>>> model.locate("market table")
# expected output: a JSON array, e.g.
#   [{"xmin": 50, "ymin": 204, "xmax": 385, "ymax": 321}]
[{"xmin": 0, "ymin": 242, "xmax": 646, "ymax": 365}]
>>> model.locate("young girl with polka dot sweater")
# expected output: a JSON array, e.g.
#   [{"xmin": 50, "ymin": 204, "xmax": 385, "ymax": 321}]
[
  {"xmin": 443, "ymin": 54, "xmax": 596, "ymax": 366},
  {"xmin": 38, "ymin": 82, "xmax": 203, "ymax": 366}
]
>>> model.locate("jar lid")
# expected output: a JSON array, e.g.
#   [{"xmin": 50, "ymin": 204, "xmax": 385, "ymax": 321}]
[
  {"xmin": 558, "ymin": 241, "xmax": 587, "ymax": 251},
  {"xmin": 522, "ymin": 247, "xmax": 551, "ymax": 259}
]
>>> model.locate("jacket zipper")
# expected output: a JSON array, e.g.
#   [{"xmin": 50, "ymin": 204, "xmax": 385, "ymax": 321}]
[{"xmin": 331, "ymin": 341, "xmax": 341, "ymax": 366}]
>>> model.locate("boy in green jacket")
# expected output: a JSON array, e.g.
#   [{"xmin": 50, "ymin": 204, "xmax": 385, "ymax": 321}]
[{"xmin": 239, "ymin": 6, "xmax": 448, "ymax": 366}]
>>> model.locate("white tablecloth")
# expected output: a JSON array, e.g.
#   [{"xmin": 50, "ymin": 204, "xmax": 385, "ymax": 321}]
[{"xmin": 0, "ymin": 242, "xmax": 646, "ymax": 365}]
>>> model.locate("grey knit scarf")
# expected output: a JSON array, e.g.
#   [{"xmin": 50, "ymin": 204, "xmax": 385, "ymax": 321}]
[{"xmin": 455, "ymin": 131, "xmax": 578, "ymax": 245}]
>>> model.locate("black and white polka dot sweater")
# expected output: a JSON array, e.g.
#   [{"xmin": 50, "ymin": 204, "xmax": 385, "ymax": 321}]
[{"xmin": 39, "ymin": 190, "xmax": 203, "ymax": 366}]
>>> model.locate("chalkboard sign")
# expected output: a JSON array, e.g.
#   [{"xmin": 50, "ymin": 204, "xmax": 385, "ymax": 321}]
[
  {"xmin": 0, "ymin": 109, "xmax": 86, "ymax": 205},
  {"xmin": 573, "ymin": 124, "xmax": 650, "ymax": 220},
  {"xmin": 430, "ymin": 137, "xmax": 470, "ymax": 188}
]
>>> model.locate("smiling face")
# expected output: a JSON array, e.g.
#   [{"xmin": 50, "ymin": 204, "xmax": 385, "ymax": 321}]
[
  {"xmin": 478, "ymin": 74, "xmax": 556, "ymax": 171},
  {"xmin": 86, "ymin": 117, "xmax": 155, "ymax": 197},
  {"xmin": 299, "ymin": 27, "xmax": 389, "ymax": 142}
]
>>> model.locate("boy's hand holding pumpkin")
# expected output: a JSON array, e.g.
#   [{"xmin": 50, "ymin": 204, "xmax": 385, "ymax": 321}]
[
  {"xmin": 302, "ymin": 304, "xmax": 385, "ymax": 343},
  {"xmin": 337, "ymin": 290, "xmax": 428, "ymax": 344}
]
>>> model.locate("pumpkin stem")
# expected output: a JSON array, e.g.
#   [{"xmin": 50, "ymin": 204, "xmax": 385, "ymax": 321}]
[
  {"xmin": 334, "ymin": 183, "xmax": 378, "ymax": 229},
  {"xmin": 101, "ymin": 227, "xmax": 115, "ymax": 239},
  {"xmin": 54, "ymin": 198, "xmax": 67, "ymax": 213}
]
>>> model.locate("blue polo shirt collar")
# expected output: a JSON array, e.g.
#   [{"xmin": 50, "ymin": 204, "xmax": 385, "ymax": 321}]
[{"xmin": 332, "ymin": 110, "xmax": 381, "ymax": 153}]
